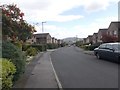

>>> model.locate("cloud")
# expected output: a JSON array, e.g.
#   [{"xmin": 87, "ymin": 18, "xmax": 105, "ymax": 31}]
[
  {"xmin": 1, "ymin": 0, "xmax": 119, "ymax": 22},
  {"xmin": 71, "ymin": 16, "xmax": 118, "ymax": 38},
  {"xmin": 33, "ymin": 16, "xmax": 117, "ymax": 39},
  {"xmin": 1, "ymin": 0, "xmax": 118, "ymax": 39}
]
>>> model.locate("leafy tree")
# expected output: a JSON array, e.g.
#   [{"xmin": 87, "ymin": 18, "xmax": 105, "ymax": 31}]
[
  {"xmin": 101, "ymin": 33, "xmax": 118, "ymax": 43},
  {"xmin": 1, "ymin": 4, "xmax": 36, "ymax": 42}
]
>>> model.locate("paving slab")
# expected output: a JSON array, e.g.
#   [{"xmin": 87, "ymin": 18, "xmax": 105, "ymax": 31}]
[{"xmin": 13, "ymin": 52, "xmax": 58, "ymax": 88}]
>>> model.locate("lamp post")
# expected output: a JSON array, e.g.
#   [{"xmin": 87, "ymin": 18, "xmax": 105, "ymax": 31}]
[{"xmin": 42, "ymin": 21, "xmax": 46, "ymax": 33}]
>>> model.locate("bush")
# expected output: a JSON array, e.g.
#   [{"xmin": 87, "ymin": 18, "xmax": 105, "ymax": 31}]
[
  {"xmin": 22, "ymin": 44, "xmax": 47, "ymax": 52},
  {"xmin": 2, "ymin": 41, "xmax": 26, "ymax": 82},
  {"xmin": 13, "ymin": 41, "xmax": 22, "ymax": 50},
  {"xmin": 22, "ymin": 44, "xmax": 31, "ymax": 51},
  {"xmin": 1, "ymin": 58, "xmax": 16, "ymax": 90},
  {"xmin": 81, "ymin": 44, "xmax": 99, "ymax": 51},
  {"xmin": 31, "ymin": 44, "xmax": 47, "ymax": 51},
  {"xmin": 26, "ymin": 47, "xmax": 37, "ymax": 56},
  {"xmin": 47, "ymin": 43, "xmax": 58, "ymax": 49}
]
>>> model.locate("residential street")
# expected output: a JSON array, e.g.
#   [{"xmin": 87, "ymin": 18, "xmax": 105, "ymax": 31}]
[{"xmin": 51, "ymin": 46, "xmax": 118, "ymax": 88}]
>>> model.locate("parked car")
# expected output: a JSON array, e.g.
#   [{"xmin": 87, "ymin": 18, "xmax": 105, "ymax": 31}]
[{"xmin": 94, "ymin": 42, "xmax": 120, "ymax": 63}]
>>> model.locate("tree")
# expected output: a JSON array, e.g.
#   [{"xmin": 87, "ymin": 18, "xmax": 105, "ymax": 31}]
[
  {"xmin": 1, "ymin": 4, "xmax": 36, "ymax": 42},
  {"xmin": 101, "ymin": 33, "xmax": 118, "ymax": 43}
]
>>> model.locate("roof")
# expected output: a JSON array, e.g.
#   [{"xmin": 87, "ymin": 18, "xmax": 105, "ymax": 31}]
[
  {"xmin": 108, "ymin": 21, "xmax": 120, "ymax": 29},
  {"xmin": 88, "ymin": 35, "xmax": 93, "ymax": 37},
  {"xmin": 98, "ymin": 28, "xmax": 107, "ymax": 33},
  {"xmin": 102, "ymin": 42, "xmax": 120, "ymax": 45},
  {"xmin": 34, "ymin": 33, "xmax": 51, "ymax": 38}
]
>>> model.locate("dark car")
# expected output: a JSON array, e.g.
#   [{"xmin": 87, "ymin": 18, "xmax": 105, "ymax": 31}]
[{"xmin": 94, "ymin": 42, "xmax": 120, "ymax": 63}]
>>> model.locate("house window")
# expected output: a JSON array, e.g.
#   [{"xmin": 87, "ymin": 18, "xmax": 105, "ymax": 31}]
[{"xmin": 113, "ymin": 31, "xmax": 117, "ymax": 35}]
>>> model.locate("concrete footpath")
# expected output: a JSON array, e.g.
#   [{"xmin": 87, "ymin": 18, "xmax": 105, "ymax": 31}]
[{"xmin": 13, "ymin": 51, "xmax": 58, "ymax": 88}]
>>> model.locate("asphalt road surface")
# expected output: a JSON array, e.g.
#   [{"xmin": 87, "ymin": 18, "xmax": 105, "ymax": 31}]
[{"xmin": 51, "ymin": 46, "xmax": 118, "ymax": 88}]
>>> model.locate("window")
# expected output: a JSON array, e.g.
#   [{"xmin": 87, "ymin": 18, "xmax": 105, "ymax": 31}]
[
  {"xmin": 112, "ymin": 44, "xmax": 120, "ymax": 51},
  {"xmin": 99, "ymin": 44, "xmax": 106, "ymax": 49},
  {"xmin": 113, "ymin": 31, "xmax": 117, "ymax": 35},
  {"xmin": 106, "ymin": 44, "xmax": 112, "ymax": 49}
]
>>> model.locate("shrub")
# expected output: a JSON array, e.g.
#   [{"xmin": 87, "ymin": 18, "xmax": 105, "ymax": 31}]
[
  {"xmin": 2, "ymin": 41, "xmax": 26, "ymax": 82},
  {"xmin": 47, "ymin": 43, "xmax": 58, "ymax": 49},
  {"xmin": 23, "ymin": 44, "xmax": 47, "ymax": 52},
  {"xmin": 13, "ymin": 41, "xmax": 22, "ymax": 50},
  {"xmin": 22, "ymin": 44, "xmax": 31, "ymax": 51},
  {"xmin": 1, "ymin": 58, "xmax": 16, "ymax": 90},
  {"xmin": 81, "ymin": 44, "xmax": 99, "ymax": 51},
  {"xmin": 26, "ymin": 47, "xmax": 37, "ymax": 56},
  {"xmin": 31, "ymin": 44, "xmax": 47, "ymax": 51}
]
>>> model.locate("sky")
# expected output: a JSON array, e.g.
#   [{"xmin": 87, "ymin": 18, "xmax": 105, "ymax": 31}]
[{"xmin": 1, "ymin": 0, "xmax": 119, "ymax": 39}]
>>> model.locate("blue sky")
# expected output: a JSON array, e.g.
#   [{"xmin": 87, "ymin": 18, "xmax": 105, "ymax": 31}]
[{"xmin": 1, "ymin": 0, "xmax": 119, "ymax": 39}]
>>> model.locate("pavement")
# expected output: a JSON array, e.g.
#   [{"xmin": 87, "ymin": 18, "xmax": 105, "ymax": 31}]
[{"xmin": 13, "ymin": 51, "xmax": 58, "ymax": 89}]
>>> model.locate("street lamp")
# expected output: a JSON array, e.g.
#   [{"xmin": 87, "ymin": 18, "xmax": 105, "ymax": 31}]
[{"xmin": 42, "ymin": 21, "xmax": 46, "ymax": 33}]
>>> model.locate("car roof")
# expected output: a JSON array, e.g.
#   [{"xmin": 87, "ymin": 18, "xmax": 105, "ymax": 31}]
[{"xmin": 102, "ymin": 42, "xmax": 120, "ymax": 45}]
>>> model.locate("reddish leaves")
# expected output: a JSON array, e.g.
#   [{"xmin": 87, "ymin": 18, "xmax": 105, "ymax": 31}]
[{"xmin": 102, "ymin": 34, "xmax": 118, "ymax": 43}]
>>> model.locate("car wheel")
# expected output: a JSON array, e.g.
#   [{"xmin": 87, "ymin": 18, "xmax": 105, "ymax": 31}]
[{"xmin": 96, "ymin": 53, "xmax": 101, "ymax": 59}]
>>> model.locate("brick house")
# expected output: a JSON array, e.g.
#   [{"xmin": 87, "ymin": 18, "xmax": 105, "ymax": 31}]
[
  {"xmin": 52, "ymin": 37, "xmax": 56, "ymax": 44},
  {"xmin": 97, "ymin": 29, "xmax": 107, "ymax": 43},
  {"xmin": 35, "ymin": 33, "xmax": 52, "ymax": 44},
  {"xmin": 26, "ymin": 35, "xmax": 36, "ymax": 44},
  {"xmin": 107, "ymin": 22, "xmax": 120, "ymax": 42},
  {"xmin": 55, "ymin": 38, "xmax": 58, "ymax": 44},
  {"xmin": 57, "ymin": 39, "xmax": 62, "ymax": 45},
  {"xmin": 86, "ymin": 35, "xmax": 93, "ymax": 44},
  {"xmin": 82, "ymin": 38, "xmax": 87, "ymax": 44},
  {"xmin": 92, "ymin": 33, "xmax": 98, "ymax": 44}
]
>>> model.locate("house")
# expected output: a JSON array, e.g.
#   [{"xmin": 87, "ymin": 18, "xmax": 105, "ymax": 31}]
[
  {"xmin": 54, "ymin": 38, "xmax": 58, "ymax": 44},
  {"xmin": 52, "ymin": 37, "xmax": 56, "ymax": 44},
  {"xmin": 107, "ymin": 22, "xmax": 120, "ymax": 42},
  {"xmin": 86, "ymin": 35, "xmax": 93, "ymax": 44},
  {"xmin": 97, "ymin": 29, "xmax": 107, "ymax": 43},
  {"xmin": 35, "ymin": 33, "xmax": 52, "ymax": 44},
  {"xmin": 92, "ymin": 33, "xmax": 98, "ymax": 44},
  {"xmin": 57, "ymin": 39, "xmax": 62, "ymax": 45},
  {"xmin": 82, "ymin": 38, "xmax": 87, "ymax": 44},
  {"xmin": 26, "ymin": 35, "xmax": 36, "ymax": 44}
]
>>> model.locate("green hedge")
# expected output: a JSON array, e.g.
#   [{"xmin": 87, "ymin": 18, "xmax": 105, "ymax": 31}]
[
  {"xmin": 2, "ymin": 41, "xmax": 26, "ymax": 82},
  {"xmin": 12, "ymin": 41, "xmax": 22, "ymax": 50},
  {"xmin": 31, "ymin": 44, "xmax": 47, "ymax": 51},
  {"xmin": 1, "ymin": 58, "xmax": 16, "ymax": 90},
  {"xmin": 26, "ymin": 47, "xmax": 38, "ymax": 56},
  {"xmin": 22, "ymin": 44, "xmax": 47, "ymax": 52},
  {"xmin": 81, "ymin": 44, "xmax": 99, "ymax": 51},
  {"xmin": 47, "ymin": 43, "xmax": 58, "ymax": 49}
]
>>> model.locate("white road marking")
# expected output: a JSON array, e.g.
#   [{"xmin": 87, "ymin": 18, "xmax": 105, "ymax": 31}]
[{"xmin": 49, "ymin": 55, "xmax": 63, "ymax": 90}]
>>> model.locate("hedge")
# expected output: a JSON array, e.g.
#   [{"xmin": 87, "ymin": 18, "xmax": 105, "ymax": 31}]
[
  {"xmin": 22, "ymin": 44, "xmax": 47, "ymax": 52},
  {"xmin": 2, "ymin": 41, "xmax": 26, "ymax": 82},
  {"xmin": 26, "ymin": 47, "xmax": 38, "ymax": 56},
  {"xmin": 47, "ymin": 43, "xmax": 58, "ymax": 49},
  {"xmin": 1, "ymin": 58, "xmax": 16, "ymax": 90},
  {"xmin": 81, "ymin": 44, "xmax": 99, "ymax": 51}
]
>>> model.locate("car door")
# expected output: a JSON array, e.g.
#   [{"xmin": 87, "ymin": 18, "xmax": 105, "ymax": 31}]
[
  {"xmin": 98, "ymin": 44, "xmax": 107, "ymax": 59},
  {"xmin": 105, "ymin": 44, "xmax": 115, "ymax": 61}
]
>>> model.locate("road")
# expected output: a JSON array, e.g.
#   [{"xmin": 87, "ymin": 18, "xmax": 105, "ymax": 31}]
[{"xmin": 51, "ymin": 46, "xmax": 118, "ymax": 88}]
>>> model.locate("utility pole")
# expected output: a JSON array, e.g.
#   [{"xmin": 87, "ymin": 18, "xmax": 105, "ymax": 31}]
[{"xmin": 42, "ymin": 21, "xmax": 46, "ymax": 33}]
